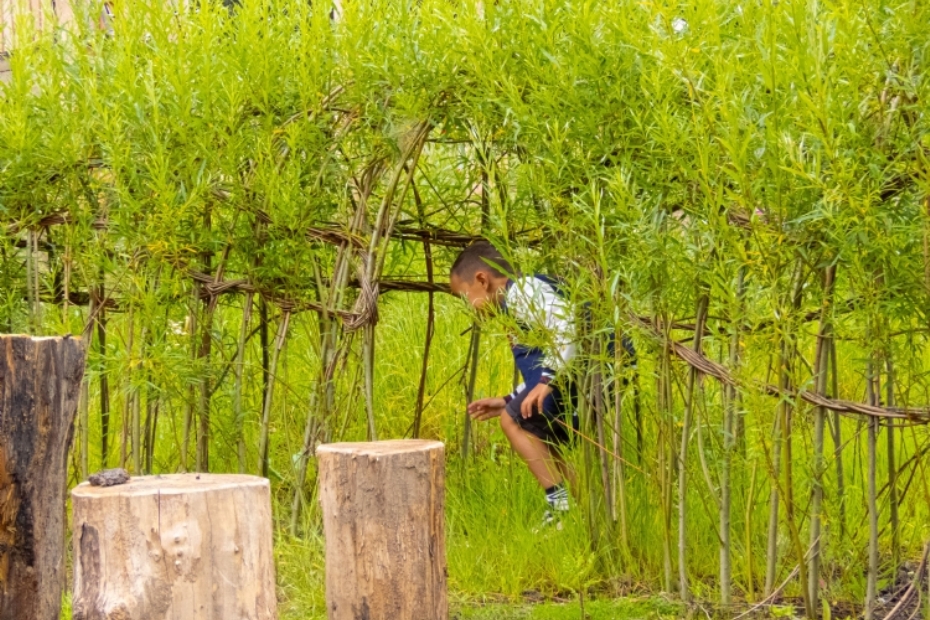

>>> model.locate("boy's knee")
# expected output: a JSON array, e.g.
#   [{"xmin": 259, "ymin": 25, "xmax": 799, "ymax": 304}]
[
  {"xmin": 499, "ymin": 412, "xmax": 511, "ymax": 430},
  {"xmin": 499, "ymin": 411, "xmax": 516, "ymax": 432}
]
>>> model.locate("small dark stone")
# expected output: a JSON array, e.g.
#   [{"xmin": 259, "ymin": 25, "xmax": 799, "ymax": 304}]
[{"xmin": 88, "ymin": 468, "xmax": 130, "ymax": 487}]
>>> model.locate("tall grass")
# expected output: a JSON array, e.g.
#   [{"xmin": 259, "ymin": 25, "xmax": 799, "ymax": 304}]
[{"xmin": 3, "ymin": 0, "xmax": 930, "ymax": 615}]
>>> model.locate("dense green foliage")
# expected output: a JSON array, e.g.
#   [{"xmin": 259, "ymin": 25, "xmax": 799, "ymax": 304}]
[{"xmin": 3, "ymin": 0, "xmax": 930, "ymax": 616}]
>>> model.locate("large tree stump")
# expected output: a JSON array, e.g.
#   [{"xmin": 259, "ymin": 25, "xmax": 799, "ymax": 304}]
[
  {"xmin": 0, "ymin": 335, "xmax": 86, "ymax": 620},
  {"xmin": 71, "ymin": 474, "xmax": 277, "ymax": 620},
  {"xmin": 317, "ymin": 440, "xmax": 447, "ymax": 620}
]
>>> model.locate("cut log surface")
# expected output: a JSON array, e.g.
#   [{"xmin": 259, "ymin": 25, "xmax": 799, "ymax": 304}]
[
  {"xmin": 317, "ymin": 440, "xmax": 447, "ymax": 620},
  {"xmin": 72, "ymin": 474, "xmax": 277, "ymax": 620},
  {"xmin": 0, "ymin": 335, "xmax": 86, "ymax": 620}
]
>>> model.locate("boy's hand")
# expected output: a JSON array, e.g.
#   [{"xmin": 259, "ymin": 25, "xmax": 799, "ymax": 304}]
[
  {"xmin": 520, "ymin": 383, "xmax": 553, "ymax": 419},
  {"xmin": 468, "ymin": 397, "xmax": 506, "ymax": 422}
]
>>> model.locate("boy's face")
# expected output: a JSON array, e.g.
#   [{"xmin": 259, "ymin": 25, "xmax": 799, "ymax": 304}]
[{"xmin": 450, "ymin": 270, "xmax": 503, "ymax": 315}]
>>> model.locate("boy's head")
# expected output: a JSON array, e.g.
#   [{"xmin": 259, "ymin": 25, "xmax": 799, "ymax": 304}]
[{"xmin": 450, "ymin": 241, "xmax": 513, "ymax": 313}]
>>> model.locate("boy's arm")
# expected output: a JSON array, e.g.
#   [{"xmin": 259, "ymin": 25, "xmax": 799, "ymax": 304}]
[
  {"xmin": 507, "ymin": 278, "xmax": 577, "ymax": 381},
  {"xmin": 468, "ymin": 396, "xmax": 507, "ymax": 421},
  {"xmin": 468, "ymin": 385, "xmax": 527, "ymax": 422}
]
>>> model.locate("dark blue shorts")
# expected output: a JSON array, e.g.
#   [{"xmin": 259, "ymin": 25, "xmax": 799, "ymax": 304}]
[{"xmin": 504, "ymin": 383, "xmax": 577, "ymax": 444}]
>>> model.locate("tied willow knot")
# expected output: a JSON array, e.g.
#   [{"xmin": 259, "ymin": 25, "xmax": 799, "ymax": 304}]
[{"xmin": 343, "ymin": 259, "xmax": 379, "ymax": 332}]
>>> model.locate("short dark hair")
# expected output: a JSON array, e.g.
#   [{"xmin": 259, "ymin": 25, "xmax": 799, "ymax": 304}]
[{"xmin": 450, "ymin": 240, "xmax": 513, "ymax": 281}]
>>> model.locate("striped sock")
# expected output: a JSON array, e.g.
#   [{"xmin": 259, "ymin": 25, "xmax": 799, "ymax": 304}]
[{"xmin": 545, "ymin": 483, "xmax": 569, "ymax": 511}]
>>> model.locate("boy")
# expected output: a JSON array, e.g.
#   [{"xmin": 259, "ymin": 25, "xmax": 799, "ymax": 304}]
[{"xmin": 450, "ymin": 241, "xmax": 577, "ymax": 523}]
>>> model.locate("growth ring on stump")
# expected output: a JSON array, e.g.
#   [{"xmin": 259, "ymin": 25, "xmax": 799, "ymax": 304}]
[
  {"xmin": 72, "ymin": 474, "xmax": 277, "ymax": 620},
  {"xmin": 317, "ymin": 439, "xmax": 447, "ymax": 620}
]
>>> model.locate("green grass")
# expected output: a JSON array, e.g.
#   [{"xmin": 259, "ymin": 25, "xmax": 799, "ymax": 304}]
[
  {"xmin": 452, "ymin": 598, "xmax": 684, "ymax": 620},
  {"xmin": 272, "ymin": 511, "xmax": 683, "ymax": 619},
  {"xmin": 8, "ymin": 0, "xmax": 930, "ymax": 614},
  {"xmin": 52, "ymin": 293, "xmax": 930, "ymax": 618},
  {"xmin": 273, "ymin": 451, "xmax": 609, "ymax": 619}
]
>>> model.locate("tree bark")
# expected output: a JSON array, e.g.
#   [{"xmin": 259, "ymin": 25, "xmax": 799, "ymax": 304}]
[
  {"xmin": 612, "ymin": 358, "xmax": 630, "ymax": 557},
  {"xmin": 865, "ymin": 361, "xmax": 879, "ymax": 620},
  {"xmin": 592, "ymin": 340, "xmax": 612, "ymax": 522},
  {"xmin": 721, "ymin": 264, "xmax": 747, "ymax": 608},
  {"xmin": 71, "ymin": 474, "xmax": 277, "ymax": 620},
  {"xmin": 657, "ymin": 333, "xmax": 674, "ymax": 594},
  {"xmin": 0, "ymin": 335, "xmax": 86, "ymax": 620},
  {"xmin": 234, "ymin": 294, "xmax": 253, "ymax": 473},
  {"xmin": 886, "ymin": 355, "xmax": 899, "ymax": 573},
  {"xmin": 317, "ymin": 440, "xmax": 447, "ymax": 620},
  {"xmin": 258, "ymin": 311, "xmax": 290, "ymax": 478},
  {"xmin": 362, "ymin": 323, "xmax": 378, "ymax": 442},
  {"xmin": 829, "ymin": 339, "xmax": 845, "ymax": 540},
  {"xmin": 97, "ymin": 296, "xmax": 110, "ymax": 468},
  {"xmin": 412, "ymin": 238, "xmax": 435, "ymax": 439},
  {"xmin": 678, "ymin": 293, "xmax": 708, "ymax": 603},
  {"xmin": 809, "ymin": 264, "xmax": 835, "ymax": 609},
  {"xmin": 462, "ymin": 327, "xmax": 481, "ymax": 460}
]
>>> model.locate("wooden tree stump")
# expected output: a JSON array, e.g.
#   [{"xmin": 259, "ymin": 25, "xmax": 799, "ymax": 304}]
[
  {"xmin": 71, "ymin": 474, "xmax": 277, "ymax": 620},
  {"xmin": 317, "ymin": 440, "xmax": 447, "ymax": 620},
  {"xmin": 0, "ymin": 335, "xmax": 86, "ymax": 620}
]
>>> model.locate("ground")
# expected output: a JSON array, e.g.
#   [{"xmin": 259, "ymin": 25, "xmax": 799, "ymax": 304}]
[{"xmin": 453, "ymin": 598, "xmax": 685, "ymax": 620}]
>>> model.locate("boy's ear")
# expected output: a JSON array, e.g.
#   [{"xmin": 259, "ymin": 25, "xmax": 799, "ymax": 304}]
[{"xmin": 474, "ymin": 270, "xmax": 490, "ymax": 289}]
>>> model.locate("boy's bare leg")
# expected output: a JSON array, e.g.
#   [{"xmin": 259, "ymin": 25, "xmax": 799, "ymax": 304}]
[
  {"xmin": 500, "ymin": 413, "xmax": 563, "ymax": 489},
  {"xmin": 552, "ymin": 448, "xmax": 577, "ymax": 497}
]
